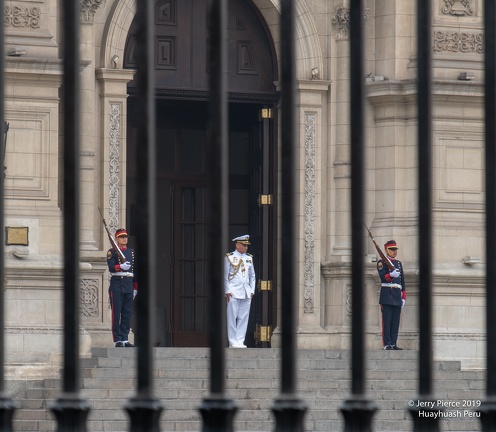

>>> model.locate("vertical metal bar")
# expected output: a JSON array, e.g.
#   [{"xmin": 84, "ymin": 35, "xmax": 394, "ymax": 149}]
[
  {"xmin": 340, "ymin": 0, "xmax": 377, "ymax": 429},
  {"xmin": 271, "ymin": 1, "xmax": 307, "ymax": 430},
  {"xmin": 206, "ymin": 0, "xmax": 228, "ymax": 395},
  {"xmin": 50, "ymin": 0, "xmax": 91, "ymax": 428},
  {"xmin": 0, "ymin": 0, "xmax": 17, "ymax": 426},
  {"xmin": 125, "ymin": 0, "xmax": 162, "ymax": 429},
  {"xmin": 199, "ymin": 0, "xmax": 237, "ymax": 429},
  {"xmin": 417, "ymin": 0, "xmax": 433, "ymax": 397},
  {"xmin": 409, "ymin": 2, "xmax": 438, "ymax": 430},
  {"xmin": 480, "ymin": 1, "xmax": 496, "ymax": 427},
  {"xmin": 62, "ymin": 0, "xmax": 81, "ymax": 397}
]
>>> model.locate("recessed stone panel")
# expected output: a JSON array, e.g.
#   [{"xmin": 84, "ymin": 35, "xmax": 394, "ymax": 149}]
[
  {"xmin": 156, "ymin": 0, "xmax": 176, "ymax": 25},
  {"xmin": 156, "ymin": 36, "xmax": 176, "ymax": 69},
  {"xmin": 236, "ymin": 41, "xmax": 257, "ymax": 75},
  {"xmin": 434, "ymin": 130, "xmax": 484, "ymax": 207},
  {"xmin": 5, "ymin": 110, "xmax": 52, "ymax": 200}
]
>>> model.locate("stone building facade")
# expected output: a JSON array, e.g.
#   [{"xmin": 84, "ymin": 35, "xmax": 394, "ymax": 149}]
[{"xmin": 3, "ymin": 0, "xmax": 486, "ymax": 376}]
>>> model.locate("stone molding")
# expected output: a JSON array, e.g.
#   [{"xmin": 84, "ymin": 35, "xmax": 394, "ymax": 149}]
[
  {"xmin": 5, "ymin": 326, "xmax": 88, "ymax": 334},
  {"xmin": 304, "ymin": 113, "xmax": 316, "ymax": 313},
  {"xmin": 103, "ymin": 0, "xmax": 323, "ymax": 82}
]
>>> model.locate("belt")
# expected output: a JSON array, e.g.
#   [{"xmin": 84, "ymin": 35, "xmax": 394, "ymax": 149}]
[
  {"xmin": 381, "ymin": 283, "xmax": 402, "ymax": 289},
  {"xmin": 112, "ymin": 272, "xmax": 134, "ymax": 277}
]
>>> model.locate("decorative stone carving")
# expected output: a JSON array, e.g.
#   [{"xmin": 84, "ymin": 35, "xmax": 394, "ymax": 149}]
[
  {"xmin": 80, "ymin": 0, "xmax": 105, "ymax": 23},
  {"xmin": 80, "ymin": 279, "xmax": 99, "ymax": 317},
  {"xmin": 331, "ymin": 7, "xmax": 369, "ymax": 40},
  {"xmin": 109, "ymin": 103, "xmax": 121, "ymax": 234},
  {"xmin": 304, "ymin": 113, "xmax": 316, "ymax": 314},
  {"xmin": 332, "ymin": 7, "xmax": 350, "ymax": 40},
  {"xmin": 345, "ymin": 285, "xmax": 352, "ymax": 316},
  {"xmin": 433, "ymin": 31, "xmax": 484, "ymax": 53},
  {"xmin": 4, "ymin": 6, "xmax": 40, "ymax": 28},
  {"xmin": 441, "ymin": 0, "xmax": 474, "ymax": 16}
]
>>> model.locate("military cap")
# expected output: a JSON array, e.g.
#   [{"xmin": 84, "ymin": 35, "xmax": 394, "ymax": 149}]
[
  {"xmin": 232, "ymin": 234, "xmax": 250, "ymax": 245},
  {"xmin": 384, "ymin": 240, "xmax": 398, "ymax": 250},
  {"xmin": 115, "ymin": 228, "xmax": 128, "ymax": 238}
]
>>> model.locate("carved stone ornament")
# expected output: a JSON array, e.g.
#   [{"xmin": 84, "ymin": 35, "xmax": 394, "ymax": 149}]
[
  {"xmin": 441, "ymin": 0, "xmax": 474, "ymax": 16},
  {"xmin": 108, "ymin": 103, "xmax": 121, "ymax": 234},
  {"xmin": 332, "ymin": 7, "xmax": 350, "ymax": 39},
  {"xmin": 80, "ymin": 0, "xmax": 105, "ymax": 23},
  {"xmin": 81, "ymin": 279, "xmax": 99, "ymax": 317},
  {"xmin": 345, "ymin": 285, "xmax": 352, "ymax": 316},
  {"xmin": 304, "ymin": 113, "xmax": 316, "ymax": 314},
  {"xmin": 433, "ymin": 31, "xmax": 484, "ymax": 53},
  {"xmin": 331, "ymin": 7, "xmax": 369, "ymax": 40},
  {"xmin": 4, "ymin": 6, "xmax": 40, "ymax": 28}
]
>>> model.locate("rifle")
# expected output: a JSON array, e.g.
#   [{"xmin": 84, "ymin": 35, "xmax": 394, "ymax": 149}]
[
  {"xmin": 98, "ymin": 207, "xmax": 126, "ymax": 263},
  {"xmin": 364, "ymin": 224, "xmax": 395, "ymax": 271}
]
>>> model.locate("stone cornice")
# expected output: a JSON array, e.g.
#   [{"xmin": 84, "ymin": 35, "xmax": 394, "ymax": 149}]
[
  {"xmin": 367, "ymin": 79, "xmax": 484, "ymax": 107},
  {"xmin": 96, "ymin": 67, "xmax": 136, "ymax": 83},
  {"xmin": 6, "ymin": 57, "xmax": 91, "ymax": 82}
]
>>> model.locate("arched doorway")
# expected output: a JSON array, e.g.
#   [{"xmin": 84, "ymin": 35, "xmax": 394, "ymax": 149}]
[{"xmin": 124, "ymin": 0, "xmax": 278, "ymax": 347}]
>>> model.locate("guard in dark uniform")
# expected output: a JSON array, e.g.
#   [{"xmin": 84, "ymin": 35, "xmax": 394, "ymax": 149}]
[
  {"xmin": 107, "ymin": 228, "xmax": 138, "ymax": 347},
  {"xmin": 376, "ymin": 239, "xmax": 406, "ymax": 350}
]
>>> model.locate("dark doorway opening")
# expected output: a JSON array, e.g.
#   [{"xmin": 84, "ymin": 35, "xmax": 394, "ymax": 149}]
[{"xmin": 126, "ymin": 99, "xmax": 275, "ymax": 346}]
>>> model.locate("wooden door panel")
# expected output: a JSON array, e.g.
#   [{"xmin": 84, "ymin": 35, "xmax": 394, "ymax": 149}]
[{"xmin": 172, "ymin": 184, "xmax": 208, "ymax": 347}]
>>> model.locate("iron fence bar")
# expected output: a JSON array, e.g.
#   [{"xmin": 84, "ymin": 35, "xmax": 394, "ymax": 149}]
[
  {"xmin": 416, "ymin": 0, "xmax": 433, "ymax": 396},
  {"xmin": 199, "ymin": 0, "xmax": 237, "ymax": 429},
  {"xmin": 271, "ymin": 0, "xmax": 307, "ymax": 430},
  {"xmin": 409, "ymin": 1, "xmax": 439, "ymax": 430},
  {"xmin": 0, "ymin": 0, "xmax": 17, "ymax": 427},
  {"xmin": 125, "ymin": 0, "xmax": 163, "ymax": 429},
  {"xmin": 480, "ymin": 0, "xmax": 496, "ymax": 428},
  {"xmin": 50, "ymin": 0, "xmax": 91, "ymax": 429},
  {"xmin": 340, "ymin": 0, "xmax": 377, "ymax": 429}
]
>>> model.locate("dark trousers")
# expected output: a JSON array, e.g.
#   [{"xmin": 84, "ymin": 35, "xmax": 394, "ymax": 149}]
[
  {"xmin": 381, "ymin": 304, "xmax": 401, "ymax": 347},
  {"xmin": 110, "ymin": 291, "xmax": 133, "ymax": 343}
]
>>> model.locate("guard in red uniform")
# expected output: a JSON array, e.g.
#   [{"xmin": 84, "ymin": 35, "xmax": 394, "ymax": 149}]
[
  {"xmin": 107, "ymin": 228, "xmax": 138, "ymax": 347},
  {"xmin": 376, "ymin": 240, "xmax": 406, "ymax": 350}
]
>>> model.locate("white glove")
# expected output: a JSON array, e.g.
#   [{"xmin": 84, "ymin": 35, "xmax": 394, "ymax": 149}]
[
  {"xmin": 120, "ymin": 262, "xmax": 131, "ymax": 271},
  {"xmin": 390, "ymin": 269, "xmax": 400, "ymax": 278},
  {"xmin": 133, "ymin": 290, "xmax": 137, "ymax": 299},
  {"xmin": 401, "ymin": 299, "xmax": 406, "ymax": 309}
]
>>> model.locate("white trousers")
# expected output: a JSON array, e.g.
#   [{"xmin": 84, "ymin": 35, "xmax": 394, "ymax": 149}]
[{"xmin": 226, "ymin": 297, "xmax": 251, "ymax": 347}]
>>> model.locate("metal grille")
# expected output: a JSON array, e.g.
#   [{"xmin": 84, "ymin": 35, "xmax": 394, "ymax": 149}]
[{"xmin": 0, "ymin": 1, "xmax": 493, "ymax": 431}]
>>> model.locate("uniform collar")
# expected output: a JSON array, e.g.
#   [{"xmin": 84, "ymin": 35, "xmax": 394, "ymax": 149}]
[
  {"xmin": 233, "ymin": 250, "xmax": 245, "ymax": 257},
  {"xmin": 119, "ymin": 246, "xmax": 127, "ymax": 251}
]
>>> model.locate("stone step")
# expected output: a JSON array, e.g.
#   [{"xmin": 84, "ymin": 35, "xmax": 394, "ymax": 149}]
[{"xmin": 11, "ymin": 348, "xmax": 484, "ymax": 432}]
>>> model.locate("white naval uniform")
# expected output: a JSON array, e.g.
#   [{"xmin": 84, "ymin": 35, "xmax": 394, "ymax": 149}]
[{"xmin": 224, "ymin": 250, "xmax": 256, "ymax": 347}]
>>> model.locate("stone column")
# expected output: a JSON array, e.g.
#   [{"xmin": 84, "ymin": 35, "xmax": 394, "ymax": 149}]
[
  {"xmin": 272, "ymin": 80, "xmax": 331, "ymax": 349},
  {"xmin": 79, "ymin": 0, "xmax": 106, "ymax": 251},
  {"xmin": 96, "ymin": 69, "xmax": 135, "ymax": 235}
]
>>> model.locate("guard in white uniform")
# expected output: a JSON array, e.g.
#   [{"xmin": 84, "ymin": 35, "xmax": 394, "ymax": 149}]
[{"xmin": 224, "ymin": 235, "xmax": 256, "ymax": 348}]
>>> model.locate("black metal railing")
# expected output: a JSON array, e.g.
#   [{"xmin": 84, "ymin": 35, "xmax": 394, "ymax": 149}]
[
  {"xmin": 0, "ymin": 0, "xmax": 16, "ymax": 426},
  {"xmin": 0, "ymin": 0, "xmax": 493, "ymax": 431},
  {"xmin": 481, "ymin": 1, "xmax": 496, "ymax": 430},
  {"xmin": 50, "ymin": 0, "xmax": 91, "ymax": 429}
]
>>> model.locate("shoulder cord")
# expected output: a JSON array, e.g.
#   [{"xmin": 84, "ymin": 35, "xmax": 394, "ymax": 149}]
[{"xmin": 227, "ymin": 257, "xmax": 245, "ymax": 281}]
